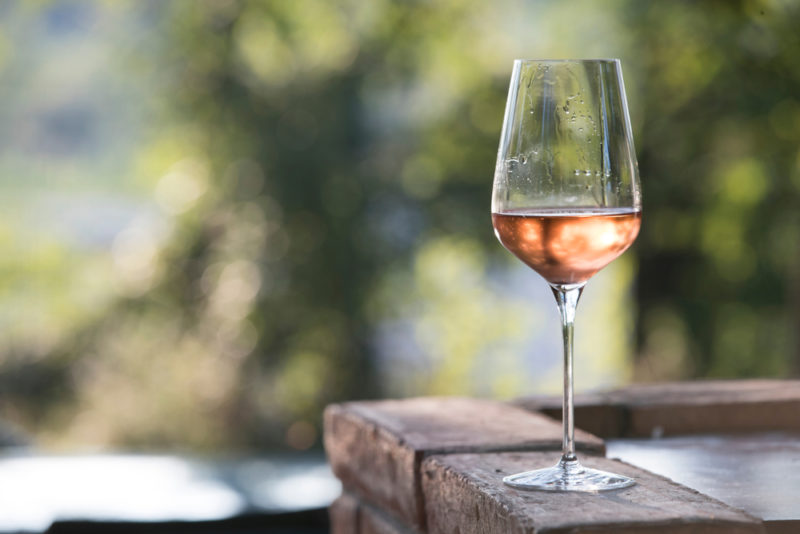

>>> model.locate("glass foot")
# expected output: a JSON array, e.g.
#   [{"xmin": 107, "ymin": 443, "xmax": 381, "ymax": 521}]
[{"xmin": 503, "ymin": 456, "xmax": 635, "ymax": 492}]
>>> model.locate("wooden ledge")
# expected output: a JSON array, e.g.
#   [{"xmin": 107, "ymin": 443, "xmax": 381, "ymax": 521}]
[
  {"xmin": 325, "ymin": 384, "xmax": 795, "ymax": 532},
  {"xmin": 516, "ymin": 379, "xmax": 800, "ymax": 437},
  {"xmin": 422, "ymin": 451, "xmax": 765, "ymax": 533},
  {"xmin": 324, "ymin": 397, "xmax": 603, "ymax": 529},
  {"xmin": 331, "ymin": 493, "xmax": 420, "ymax": 534}
]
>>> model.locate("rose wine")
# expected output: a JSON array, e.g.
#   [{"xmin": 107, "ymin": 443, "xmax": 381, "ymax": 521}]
[{"xmin": 492, "ymin": 208, "xmax": 641, "ymax": 285}]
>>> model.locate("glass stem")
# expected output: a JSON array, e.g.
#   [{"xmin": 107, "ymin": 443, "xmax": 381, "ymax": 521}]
[{"xmin": 551, "ymin": 283, "xmax": 584, "ymax": 463}]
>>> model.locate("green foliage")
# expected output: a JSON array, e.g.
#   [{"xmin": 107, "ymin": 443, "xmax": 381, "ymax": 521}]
[
  {"xmin": 1, "ymin": 0, "xmax": 799, "ymax": 451},
  {"xmin": 631, "ymin": 0, "xmax": 800, "ymax": 380}
]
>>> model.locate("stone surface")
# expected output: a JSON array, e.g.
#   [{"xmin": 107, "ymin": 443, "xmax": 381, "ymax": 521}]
[
  {"xmin": 324, "ymin": 397, "xmax": 604, "ymax": 529},
  {"xmin": 518, "ymin": 380, "xmax": 800, "ymax": 437},
  {"xmin": 422, "ymin": 451, "xmax": 766, "ymax": 534}
]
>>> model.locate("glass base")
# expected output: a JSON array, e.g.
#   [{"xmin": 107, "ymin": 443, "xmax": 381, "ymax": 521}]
[{"xmin": 502, "ymin": 456, "xmax": 635, "ymax": 493}]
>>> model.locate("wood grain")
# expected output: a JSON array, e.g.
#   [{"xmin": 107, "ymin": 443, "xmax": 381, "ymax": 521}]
[
  {"xmin": 422, "ymin": 451, "xmax": 766, "ymax": 534},
  {"xmin": 324, "ymin": 397, "xmax": 604, "ymax": 529},
  {"xmin": 517, "ymin": 380, "xmax": 800, "ymax": 437}
]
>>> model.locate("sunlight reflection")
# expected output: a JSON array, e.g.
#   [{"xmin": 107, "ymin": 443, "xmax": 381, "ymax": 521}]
[
  {"xmin": 608, "ymin": 434, "xmax": 800, "ymax": 521},
  {"xmin": 0, "ymin": 455, "xmax": 244, "ymax": 532},
  {"xmin": 246, "ymin": 463, "xmax": 341, "ymax": 511},
  {"xmin": 0, "ymin": 454, "xmax": 342, "ymax": 532}
]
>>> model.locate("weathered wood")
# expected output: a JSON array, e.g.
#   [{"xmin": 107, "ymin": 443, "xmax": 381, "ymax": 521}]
[
  {"xmin": 329, "ymin": 492, "xmax": 421, "ymax": 534},
  {"xmin": 518, "ymin": 392, "xmax": 625, "ymax": 437},
  {"xmin": 607, "ymin": 434, "xmax": 800, "ymax": 528},
  {"xmin": 324, "ymin": 397, "xmax": 604, "ymax": 529},
  {"xmin": 330, "ymin": 493, "xmax": 360, "ymax": 534},
  {"xmin": 360, "ymin": 499, "xmax": 421, "ymax": 534},
  {"xmin": 517, "ymin": 380, "xmax": 800, "ymax": 437},
  {"xmin": 765, "ymin": 520, "xmax": 800, "ymax": 534},
  {"xmin": 422, "ymin": 451, "xmax": 766, "ymax": 534},
  {"xmin": 619, "ymin": 380, "xmax": 800, "ymax": 437}
]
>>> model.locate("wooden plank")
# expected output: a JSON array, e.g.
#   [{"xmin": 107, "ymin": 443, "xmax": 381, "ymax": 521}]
[
  {"xmin": 607, "ymin": 434, "xmax": 800, "ymax": 525},
  {"xmin": 360, "ymin": 499, "xmax": 421, "ymax": 534},
  {"xmin": 422, "ymin": 451, "xmax": 766, "ymax": 534},
  {"xmin": 517, "ymin": 380, "xmax": 800, "ymax": 437},
  {"xmin": 330, "ymin": 493, "xmax": 360, "ymax": 534},
  {"xmin": 618, "ymin": 380, "xmax": 800, "ymax": 436},
  {"xmin": 329, "ymin": 492, "xmax": 421, "ymax": 534},
  {"xmin": 518, "ymin": 392, "xmax": 626, "ymax": 437},
  {"xmin": 765, "ymin": 520, "xmax": 800, "ymax": 534},
  {"xmin": 324, "ymin": 397, "xmax": 604, "ymax": 529}
]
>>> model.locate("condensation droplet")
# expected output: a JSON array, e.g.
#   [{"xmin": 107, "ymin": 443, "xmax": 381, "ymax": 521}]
[
  {"xmin": 584, "ymin": 169, "xmax": 592, "ymax": 176},
  {"xmin": 520, "ymin": 155, "xmax": 527, "ymax": 164},
  {"xmin": 574, "ymin": 169, "xmax": 581, "ymax": 175}
]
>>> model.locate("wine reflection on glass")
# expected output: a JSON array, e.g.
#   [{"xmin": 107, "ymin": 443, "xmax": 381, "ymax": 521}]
[{"xmin": 491, "ymin": 59, "xmax": 641, "ymax": 492}]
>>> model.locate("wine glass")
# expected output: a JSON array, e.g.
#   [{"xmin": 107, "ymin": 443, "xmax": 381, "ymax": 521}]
[{"xmin": 492, "ymin": 59, "xmax": 642, "ymax": 492}]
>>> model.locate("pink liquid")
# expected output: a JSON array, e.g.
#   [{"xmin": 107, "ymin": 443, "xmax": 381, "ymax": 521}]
[{"xmin": 492, "ymin": 208, "xmax": 641, "ymax": 285}]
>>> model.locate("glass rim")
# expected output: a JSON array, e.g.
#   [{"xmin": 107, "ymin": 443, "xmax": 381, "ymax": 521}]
[{"xmin": 512, "ymin": 58, "xmax": 621, "ymax": 64}]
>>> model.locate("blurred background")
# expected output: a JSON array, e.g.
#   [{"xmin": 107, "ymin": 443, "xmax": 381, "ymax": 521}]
[{"xmin": 0, "ymin": 0, "xmax": 799, "ymax": 530}]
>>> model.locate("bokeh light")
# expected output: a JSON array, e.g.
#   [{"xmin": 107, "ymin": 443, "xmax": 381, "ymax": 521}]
[{"xmin": 0, "ymin": 0, "xmax": 797, "ymax": 459}]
